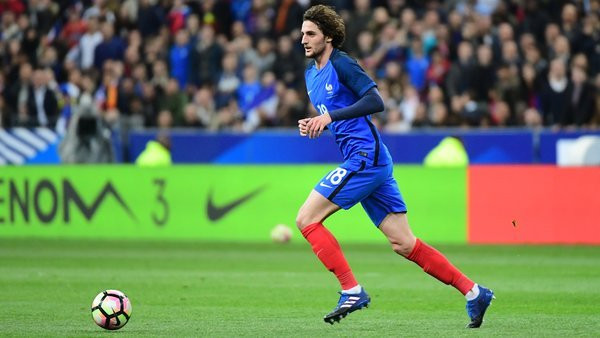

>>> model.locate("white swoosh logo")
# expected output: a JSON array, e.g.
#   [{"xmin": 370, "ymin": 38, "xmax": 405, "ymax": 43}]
[{"xmin": 319, "ymin": 182, "xmax": 332, "ymax": 188}]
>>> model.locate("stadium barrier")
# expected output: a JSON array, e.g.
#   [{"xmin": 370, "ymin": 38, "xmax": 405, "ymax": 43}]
[
  {"xmin": 128, "ymin": 129, "xmax": 535, "ymax": 164},
  {"xmin": 2, "ymin": 165, "xmax": 598, "ymax": 244},
  {"xmin": 0, "ymin": 165, "xmax": 465, "ymax": 243},
  {"xmin": 3, "ymin": 128, "xmax": 600, "ymax": 165}
]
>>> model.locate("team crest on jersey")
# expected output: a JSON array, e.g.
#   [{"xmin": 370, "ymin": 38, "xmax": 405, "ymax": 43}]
[{"xmin": 325, "ymin": 83, "xmax": 333, "ymax": 93}]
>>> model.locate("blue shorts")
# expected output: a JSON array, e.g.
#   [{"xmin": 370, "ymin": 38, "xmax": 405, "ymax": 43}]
[{"xmin": 314, "ymin": 158, "xmax": 407, "ymax": 227}]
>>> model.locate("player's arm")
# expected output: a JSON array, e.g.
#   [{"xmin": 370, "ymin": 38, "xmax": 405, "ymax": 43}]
[
  {"xmin": 328, "ymin": 87, "xmax": 384, "ymax": 121},
  {"xmin": 304, "ymin": 87, "xmax": 383, "ymax": 138}
]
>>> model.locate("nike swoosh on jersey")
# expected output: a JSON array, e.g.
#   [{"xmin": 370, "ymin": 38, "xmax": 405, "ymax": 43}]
[
  {"xmin": 206, "ymin": 186, "xmax": 265, "ymax": 222},
  {"xmin": 319, "ymin": 182, "xmax": 332, "ymax": 188}
]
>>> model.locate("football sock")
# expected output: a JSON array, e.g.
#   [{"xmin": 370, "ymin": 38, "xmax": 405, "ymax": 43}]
[
  {"xmin": 301, "ymin": 222, "xmax": 358, "ymax": 290},
  {"xmin": 342, "ymin": 284, "xmax": 362, "ymax": 294},
  {"xmin": 465, "ymin": 283, "xmax": 480, "ymax": 301},
  {"xmin": 407, "ymin": 238, "xmax": 475, "ymax": 295}
]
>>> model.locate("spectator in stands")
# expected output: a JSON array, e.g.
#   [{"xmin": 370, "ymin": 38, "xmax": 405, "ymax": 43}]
[
  {"xmin": 158, "ymin": 78, "xmax": 187, "ymax": 126},
  {"xmin": 151, "ymin": 59, "xmax": 169, "ymax": 89},
  {"xmin": 83, "ymin": 0, "xmax": 115, "ymax": 23},
  {"xmin": 237, "ymin": 63, "xmax": 261, "ymax": 117},
  {"xmin": 182, "ymin": 103, "xmax": 202, "ymax": 128},
  {"xmin": 139, "ymin": 82, "xmax": 159, "ymax": 127},
  {"xmin": 430, "ymin": 102, "xmax": 449, "ymax": 127},
  {"xmin": 1, "ymin": 9, "xmax": 20, "ymax": 42},
  {"xmin": 60, "ymin": 7, "xmax": 88, "ymax": 50},
  {"xmin": 276, "ymin": 87, "xmax": 305, "ymax": 127},
  {"xmin": 23, "ymin": 68, "xmax": 59, "ymax": 128},
  {"xmin": 493, "ymin": 63, "xmax": 521, "ymax": 124},
  {"xmin": 540, "ymin": 58, "xmax": 571, "ymax": 126},
  {"xmin": 489, "ymin": 101, "xmax": 511, "ymax": 127},
  {"xmin": 157, "ymin": 109, "xmax": 173, "ymax": 129},
  {"xmin": 273, "ymin": 35, "xmax": 304, "ymax": 89},
  {"xmin": 426, "ymin": 48, "xmax": 450, "ymax": 88},
  {"xmin": 216, "ymin": 52, "xmax": 241, "ymax": 108},
  {"xmin": 169, "ymin": 29, "xmax": 191, "ymax": 89},
  {"xmin": 215, "ymin": 98, "xmax": 243, "ymax": 131},
  {"xmin": 93, "ymin": 21, "xmax": 125, "ymax": 70},
  {"xmin": 137, "ymin": 0, "xmax": 165, "ymax": 37},
  {"xmin": 523, "ymin": 108, "xmax": 543, "ymax": 128},
  {"xmin": 405, "ymin": 38, "xmax": 429, "ymax": 93},
  {"xmin": 446, "ymin": 41, "xmax": 475, "ymax": 99},
  {"xmin": 0, "ymin": 0, "xmax": 598, "ymax": 141},
  {"xmin": 567, "ymin": 66, "xmax": 596, "ymax": 127},
  {"xmin": 243, "ymin": 71, "xmax": 278, "ymax": 131},
  {"xmin": 189, "ymin": 25, "xmax": 223, "ymax": 87},
  {"xmin": 399, "ymin": 85, "xmax": 420, "ymax": 129},
  {"xmin": 192, "ymin": 86, "xmax": 217, "ymax": 129},
  {"xmin": 344, "ymin": 0, "xmax": 372, "ymax": 52},
  {"xmin": 273, "ymin": 0, "xmax": 303, "ymax": 37},
  {"xmin": 520, "ymin": 63, "xmax": 540, "ymax": 111},
  {"xmin": 167, "ymin": 0, "xmax": 190, "ymax": 34},
  {"xmin": 75, "ymin": 16, "xmax": 103, "ymax": 70},
  {"xmin": 472, "ymin": 44, "xmax": 495, "ymax": 103},
  {"xmin": 4, "ymin": 62, "xmax": 31, "ymax": 127},
  {"xmin": 255, "ymin": 37, "xmax": 276, "ymax": 75}
]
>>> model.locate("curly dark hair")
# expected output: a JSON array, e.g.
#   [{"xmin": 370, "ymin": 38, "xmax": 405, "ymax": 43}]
[{"xmin": 303, "ymin": 5, "xmax": 345, "ymax": 48}]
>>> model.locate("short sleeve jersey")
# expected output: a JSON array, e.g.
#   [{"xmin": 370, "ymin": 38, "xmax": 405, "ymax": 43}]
[{"xmin": 305, "ymin": 49, "xmax": 392, "ymax": 166}]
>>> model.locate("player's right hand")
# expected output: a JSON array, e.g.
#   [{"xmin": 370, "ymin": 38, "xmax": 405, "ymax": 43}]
[{"xmin": 298, "ymin": 118, "xmax": 311, "ymax": 136}]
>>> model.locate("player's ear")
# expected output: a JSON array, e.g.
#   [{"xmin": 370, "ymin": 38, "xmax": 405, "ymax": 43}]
[{"xmin": 325, "ymin": 37, "xmax": 332, "ymax": 43}]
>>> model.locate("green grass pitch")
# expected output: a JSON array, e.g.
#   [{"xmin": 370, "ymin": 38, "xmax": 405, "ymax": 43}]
[{"xmin": 1, "ymin": 239, "xmax": 599, "ymax": 337}]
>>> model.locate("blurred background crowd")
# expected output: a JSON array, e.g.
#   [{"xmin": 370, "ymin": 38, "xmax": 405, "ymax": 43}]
[{"xmin": 0, "ymin": 0, "xmax": 599, "ymax": 137}]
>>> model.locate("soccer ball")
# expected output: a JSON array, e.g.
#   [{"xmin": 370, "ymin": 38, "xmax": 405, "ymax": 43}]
[
  {"xmin": 270, "ymin": 224, "xmax": 293, "ymax": 243},
  {"xmin": 91, "ymin": 289, "xmax": 132, "ymax": 330}
]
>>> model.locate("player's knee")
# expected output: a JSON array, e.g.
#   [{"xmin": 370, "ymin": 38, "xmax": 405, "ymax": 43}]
[
  {"xmin": 296, "ymin": 211, "xmax": 321, "ymax": 230},
  {"xmin": 295, "ymin": 213, "xmax": 310, "ymax": 230},
  {"xmin": 391, "ymin": 240, "xmax": 414, "ymax": 257}
]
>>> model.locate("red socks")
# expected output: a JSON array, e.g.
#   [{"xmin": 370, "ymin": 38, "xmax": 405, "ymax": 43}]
[
  {"xmin": 301, "ymin": 222, "xmax": 358, "ymax": 290},
  {"xmin": 407, "ymin": 238, "xmax": 474, "ymax": 295},
  {"xmin": 301, "ymin": 224, "xmax": 472, "ymax": 295}
]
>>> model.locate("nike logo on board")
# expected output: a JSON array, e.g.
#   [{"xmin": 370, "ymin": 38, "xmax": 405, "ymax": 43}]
[{"xmin": 206, "ymin": 186, "xmax": 265, "ymax": 222}]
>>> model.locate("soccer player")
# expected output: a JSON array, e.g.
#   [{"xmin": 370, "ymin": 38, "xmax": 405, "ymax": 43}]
[{"xmin": 296, "ymin": 5, "xmax": 494, "ymax": 328}]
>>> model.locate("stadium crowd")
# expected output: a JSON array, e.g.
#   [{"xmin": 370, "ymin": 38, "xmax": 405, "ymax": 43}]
[{"xmin": 0, "ymin": 0, "xmax": 599, "ymax": 135}]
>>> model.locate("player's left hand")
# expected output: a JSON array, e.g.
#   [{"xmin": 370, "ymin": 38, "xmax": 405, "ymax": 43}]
[{"xmin": 306, "ymin": 113, "xmax": 332, "ymax": 139}]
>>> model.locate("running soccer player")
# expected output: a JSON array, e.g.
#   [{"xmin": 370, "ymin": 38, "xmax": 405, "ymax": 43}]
[{"xmin": 296, "ymin": 5, "xmax": 494, "ymax": 328}]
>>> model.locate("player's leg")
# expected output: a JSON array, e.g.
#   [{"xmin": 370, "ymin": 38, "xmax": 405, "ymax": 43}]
[
  {"xmin": 360, "ymin": 166, "xmax": 494, "ymax": 328},
  {"xmin": 298, "ymin": 161, "xmax": 382, "ymax": 324},
  {"xmin": 378, "ymin": 213, "xmax": 494, "ymax": 328},
  {"xmin": 296, "ymin": 190, "xmax": 370, "ymax": 324},
  {"xmin": 378, "ymin": 212, "xmax": 474, "ymax": 291},
  {"xmin": 296, "ymin": 189, "xmax": 358, "ymax": 290}
]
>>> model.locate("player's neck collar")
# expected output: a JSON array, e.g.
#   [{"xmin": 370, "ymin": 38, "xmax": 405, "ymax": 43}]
[{"xmin": 315, "ymin": 47, "xmax": 335, "ymax": 70}]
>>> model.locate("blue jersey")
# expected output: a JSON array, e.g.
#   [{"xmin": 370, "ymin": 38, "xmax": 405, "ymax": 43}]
[{"xmin": 305, "ymin": 49, "xmax": 392, "ymax": 166}]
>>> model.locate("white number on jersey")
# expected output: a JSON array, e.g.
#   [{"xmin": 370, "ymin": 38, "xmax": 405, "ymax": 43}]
[
  {"xmin": 317, "ymin": 104, "xmax": 328, "ymax": 115},
  {"xmin": 325, "ymin": 167, "xmax": 348, "ymax": 185}
]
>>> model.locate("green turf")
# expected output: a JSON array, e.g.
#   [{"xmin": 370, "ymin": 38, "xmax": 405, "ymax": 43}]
[{"xmin": 1, "ymin": 239, "xmax": 599, "ymax": 337}]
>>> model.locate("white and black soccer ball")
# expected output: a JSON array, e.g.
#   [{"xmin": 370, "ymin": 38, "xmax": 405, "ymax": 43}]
[{"xmin": 91, "ymin": 289, "xmax": 132, "ymax": 330}]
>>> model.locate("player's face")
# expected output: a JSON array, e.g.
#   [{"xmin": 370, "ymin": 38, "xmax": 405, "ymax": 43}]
[{"xmin": 301, "ymin": 20, "xmax": 328, "ymax": 59}]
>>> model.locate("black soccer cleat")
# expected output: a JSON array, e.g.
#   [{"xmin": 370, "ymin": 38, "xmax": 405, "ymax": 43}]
[
  {"xmin": 323, "ymin": 288, "xmax": 370, "ymax": 324},
  {"xmin": 465, "ymin": 285, "xmax": 495, "ymax": 328}
]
